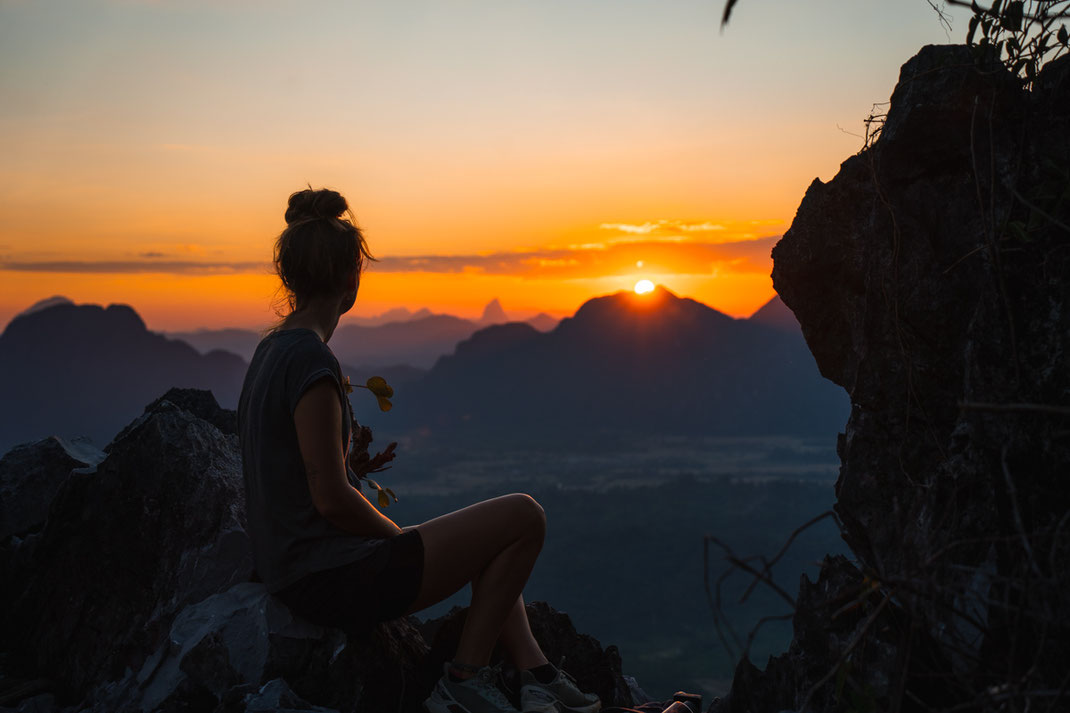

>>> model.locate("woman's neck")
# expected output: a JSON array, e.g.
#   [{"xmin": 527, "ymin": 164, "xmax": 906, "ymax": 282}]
[{"xmin": 280, "ymin": 297, "xmax": 345, "ymax": 342}]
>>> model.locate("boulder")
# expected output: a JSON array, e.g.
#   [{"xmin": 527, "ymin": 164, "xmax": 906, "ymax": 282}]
[{"xmin": 86, "ymin": 583, "xmax": 427, "ymax": 713}]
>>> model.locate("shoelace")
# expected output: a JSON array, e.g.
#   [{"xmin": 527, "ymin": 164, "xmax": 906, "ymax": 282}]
[
  {"xmin": 472, "ymin": 663, "xmax": 514, "ymax": 709},
  {"xmin": 554, "ymin": 656, "xmax": 581, "ymax": 688}
]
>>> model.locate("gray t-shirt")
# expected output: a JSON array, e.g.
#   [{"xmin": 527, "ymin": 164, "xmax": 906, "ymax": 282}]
[{"xmin": 238, "ymin": 328, "xmax": 381, "ymax": 593}]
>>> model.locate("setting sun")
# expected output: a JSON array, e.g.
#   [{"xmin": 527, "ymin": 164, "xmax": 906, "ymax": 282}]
[{"xmin": 634, "ymin": 279, "xmax": 655, "ymax": 294}]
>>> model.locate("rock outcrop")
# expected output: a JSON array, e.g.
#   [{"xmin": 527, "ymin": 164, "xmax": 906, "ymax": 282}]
[
  {"xmin": 6, "ymin": 392, "xmax": 254, "ymax": 696},
  {"xmin": 720, "ymin": 45, "xmax": 1070, "ymax": 711},
  {"xmin": 0, "ymin": 436, "xmax": 104, "ymax": 541},
  {"xmin": 1, "ymin": 389, "xmax": 635, "ymax": 713}
]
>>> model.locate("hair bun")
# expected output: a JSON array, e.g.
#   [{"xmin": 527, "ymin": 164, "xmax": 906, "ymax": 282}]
[{"xmin": 284, "ymin": 188, "xmax": 349, "ymax": 225}]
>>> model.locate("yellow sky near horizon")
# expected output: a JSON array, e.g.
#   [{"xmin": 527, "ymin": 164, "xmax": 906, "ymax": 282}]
[{"xmin": 0, "ymin": 0, "xmax": 971, "ymax": 331}]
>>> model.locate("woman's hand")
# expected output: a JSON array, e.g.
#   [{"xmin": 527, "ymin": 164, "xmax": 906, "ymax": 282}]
[{"xmin": 294, "ymin": 378, "xmax": 401, "ymax": 538}]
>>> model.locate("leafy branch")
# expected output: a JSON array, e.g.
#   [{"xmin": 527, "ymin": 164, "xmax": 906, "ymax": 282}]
[
  {"xmin": 342, "ymin": 374, "xmax": 400, "ymax": 507},
  {"xmin": 719, "ymin": 1, "xmax": 1070, "ymax": 87},
  {"xmin": 951, "ymin": 0, "xmax": 1070, "ymax": 86}
]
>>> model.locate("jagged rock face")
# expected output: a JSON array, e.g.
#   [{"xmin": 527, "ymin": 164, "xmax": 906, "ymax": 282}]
[
  {"xmin": 6, "ymin": 396, "xmax": 253, "ymax": 694},
  {"xmin": 757, "ymin": 44, "xmax": 1070, "ymax": 710},
  {"xmin": 774, "ymin": 44, "xmax": 1070, "ymax": 578},
  {"xmin": 0, "ymin": 435, "xmax": 104, "ymax": 540}
]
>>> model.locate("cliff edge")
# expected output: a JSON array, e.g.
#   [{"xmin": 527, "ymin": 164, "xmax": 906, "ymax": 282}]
[{"xmin": 722, "ymin": 45, "xmax": 1070, "ymax": 712}]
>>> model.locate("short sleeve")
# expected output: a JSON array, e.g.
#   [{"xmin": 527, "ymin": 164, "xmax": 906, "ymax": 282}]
[{"xmin": 284, "ymin": 339, "xmax": 345, "ymax": 417}]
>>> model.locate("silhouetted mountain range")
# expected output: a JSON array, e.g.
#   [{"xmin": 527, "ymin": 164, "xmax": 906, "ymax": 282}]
[
  {"xmin": 383, "ymin": 287, "xmax": 846, "ymax": 443},
  {"xmin": 0, "ymin": 291, "xmax": 845, "ymax": 454},
  {"xmin": 330, "ymin": 314, "xmax": 484, "ymax": 369},
  {"xmin": 0, "ymin": 302, "xmax": 245, "ymax": 453},
  {"xmin": 167, "ymin": 299, "xmax": 560, "ymax": 365},
  {"xmin": 349, "ymin": 305, "xmax": 434, "ymax": 326}
]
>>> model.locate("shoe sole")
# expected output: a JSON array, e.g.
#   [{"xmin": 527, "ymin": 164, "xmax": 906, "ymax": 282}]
[
  {"xmin": 424, "ymin": 697, "xmax": 473, "ymax": 713},
  {"xmin": 425, "ymin": 688, "xmax": 522, "ymax": 713},
  {"xmin": 520, "ymin": 688, "xmax": 600, "ymax": 713}
]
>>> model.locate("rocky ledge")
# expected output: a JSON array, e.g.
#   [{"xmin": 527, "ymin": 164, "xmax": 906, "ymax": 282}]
[{"xmin": 0, "ymin": 389, "xmax": 637, "ymax": 713}]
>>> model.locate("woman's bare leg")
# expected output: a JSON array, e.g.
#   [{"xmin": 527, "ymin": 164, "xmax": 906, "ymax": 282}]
[
  {"xmin": 496, "ymin": 593, "xmax": 548, "ymax": 671},
  {"xmin": 405, "ymin": 493, "xmax": 548, "ymax": 670}
]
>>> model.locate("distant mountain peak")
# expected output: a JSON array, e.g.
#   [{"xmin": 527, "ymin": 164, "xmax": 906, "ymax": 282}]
[
  {"xmin": 479, "ymin": 298, "xmax": 509, "ymax": 325},
  {"xmin": 568, "ymin": 286, "xmax": 732, "ymax": 329},
  {"xmin": 748, "ymin": 295, "xmax": 801, "ymax": 334},
  {"xmin": 3, "ymin": 299, "xmax": 147, "ymax": 340},
  {"xmin": 16, "ymin": 295, "xmax": 73, "ymax": 319},
  {"xmin": 344, "ymin": 305, "xmax": 437, "ymax": 327},
  {"xmin": 527, "ymin": 313, "xmax": 559, "ymax": 332}
]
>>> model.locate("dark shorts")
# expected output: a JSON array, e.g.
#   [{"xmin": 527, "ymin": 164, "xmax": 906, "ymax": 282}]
[{"xmin": 274, "ymin": 529, "xmax": 424, "ymax": 635}]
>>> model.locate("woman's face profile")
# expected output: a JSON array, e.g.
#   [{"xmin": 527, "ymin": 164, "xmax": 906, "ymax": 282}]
[{"xmin": 338, "ymin": 269, "xmax": 359, "ymax": 315}]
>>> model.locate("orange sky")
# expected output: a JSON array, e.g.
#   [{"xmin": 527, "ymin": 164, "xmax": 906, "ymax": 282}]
[{"xmin": 0, "ymin": 1, "xmax": 970, "ymax": 331}]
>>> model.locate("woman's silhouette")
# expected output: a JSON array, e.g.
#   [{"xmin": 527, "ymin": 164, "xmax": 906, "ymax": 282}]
[{"xmin": 237, "ymin": 188, "xmax": 600, "ymax": 713}]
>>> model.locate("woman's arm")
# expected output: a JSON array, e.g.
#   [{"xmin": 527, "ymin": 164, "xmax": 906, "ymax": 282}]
[{"xmin": 294, "ymin": 378, "xmax": 402, "ymax": 538}]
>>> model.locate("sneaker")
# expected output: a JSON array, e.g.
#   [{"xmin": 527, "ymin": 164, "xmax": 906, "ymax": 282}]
[
  {"xmin": 424, "ymin": 663, "xmax": 521, "ymax": 713},
  {"xmin": 520, "ymin": 663, "xmax": 601, "ymax": 713}
]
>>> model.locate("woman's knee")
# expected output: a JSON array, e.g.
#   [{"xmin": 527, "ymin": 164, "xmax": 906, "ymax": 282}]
[{"xmin": 503, "ymin": 493, "xmax": 545, "ymax": 539}]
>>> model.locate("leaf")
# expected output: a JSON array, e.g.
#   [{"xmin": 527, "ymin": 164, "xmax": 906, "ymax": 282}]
[
  {"xmin": 1006, "ymin": 220, "xmax": 1029, "ymax": 242},
  {"xmin": 968, "ymin": 15, "xmax": 980, "ymax": 45},
  {"xmin": 377, "ymin": 489, "xmax": 390, "ymax": 508},
  {"xmin": 366, "ymin": 477, "xmax": 381, "ymax": 491},
  {"xmin": 1000, "ymin": 1, "xmax": 1023, "ymax": 32},
  {"xmin": 721, "ymin": 0, "xmax": 739, "ymax": 28},
  {"xmin": 376, "ymin": 395, "xmax": 393, "ymax": 412},
  {"xmin": 384, "ymin": 487, "xmax": 398, "ymax": 502},
  {"xmin": 1059, "ymin": 24, "xmax": 1068, "ymax": 47},
  {"xmin": 366, "ymin": 376, "xmax": 394, "ymax": 398}
]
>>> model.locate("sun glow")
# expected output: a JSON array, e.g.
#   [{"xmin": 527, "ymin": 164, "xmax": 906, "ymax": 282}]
[{"xmin": 634, "ymin": 279, "xmax": 655, "ymax": 294}]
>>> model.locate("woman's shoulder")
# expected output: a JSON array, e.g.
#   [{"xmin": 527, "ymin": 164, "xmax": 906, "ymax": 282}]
[
  {"xmin": 286, "ymin": 330, "xmax": 343, "ymax": 367},
  {"xmin": 252, "ymin": 329, "xmax": 337, "ymax": 368}
]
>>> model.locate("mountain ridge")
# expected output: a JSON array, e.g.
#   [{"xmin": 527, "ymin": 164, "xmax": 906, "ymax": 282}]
[
  {"xmin": 374, "ymin": 287, "xmax": 846, "ymax": 444},
  {"xmin": 0, "ymin": 292, "xmax": 836, "ymax": 454}
]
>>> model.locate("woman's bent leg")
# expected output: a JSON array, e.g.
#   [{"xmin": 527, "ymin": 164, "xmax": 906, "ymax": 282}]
[
  {"xmin": 497, "ymin": 593, "xmax": 548, "ymax": 671},
  {"xmin": 406, "ymin": 493, "xmax": 546, "ymax": 669}
]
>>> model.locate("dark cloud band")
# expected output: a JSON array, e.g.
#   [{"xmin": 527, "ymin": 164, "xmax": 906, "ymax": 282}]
[{"xmin": 0, "ymin": 236, "xmax": 778, "ymax": 278}]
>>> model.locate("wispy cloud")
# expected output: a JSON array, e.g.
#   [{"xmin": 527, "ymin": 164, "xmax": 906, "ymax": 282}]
[
  {"xmin": 0, "ymin": 260, "xmax": 268, "ymax": 274},
  {"xmin": 1, "ymin": 236, "xmax": 779, "ymax": 279},
  {"xmin": 599, "ymin": 220, "xmax": 727, "ymax": 235},
  {"xmin": 371, "ymin": 236, "xmax": 778, "ymax": 278}
]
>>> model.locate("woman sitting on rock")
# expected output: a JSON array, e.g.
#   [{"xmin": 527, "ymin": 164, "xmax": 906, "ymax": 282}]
[{"xmin": 237, "ymin": 187, "xmax": 600, "ymax": 713}]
